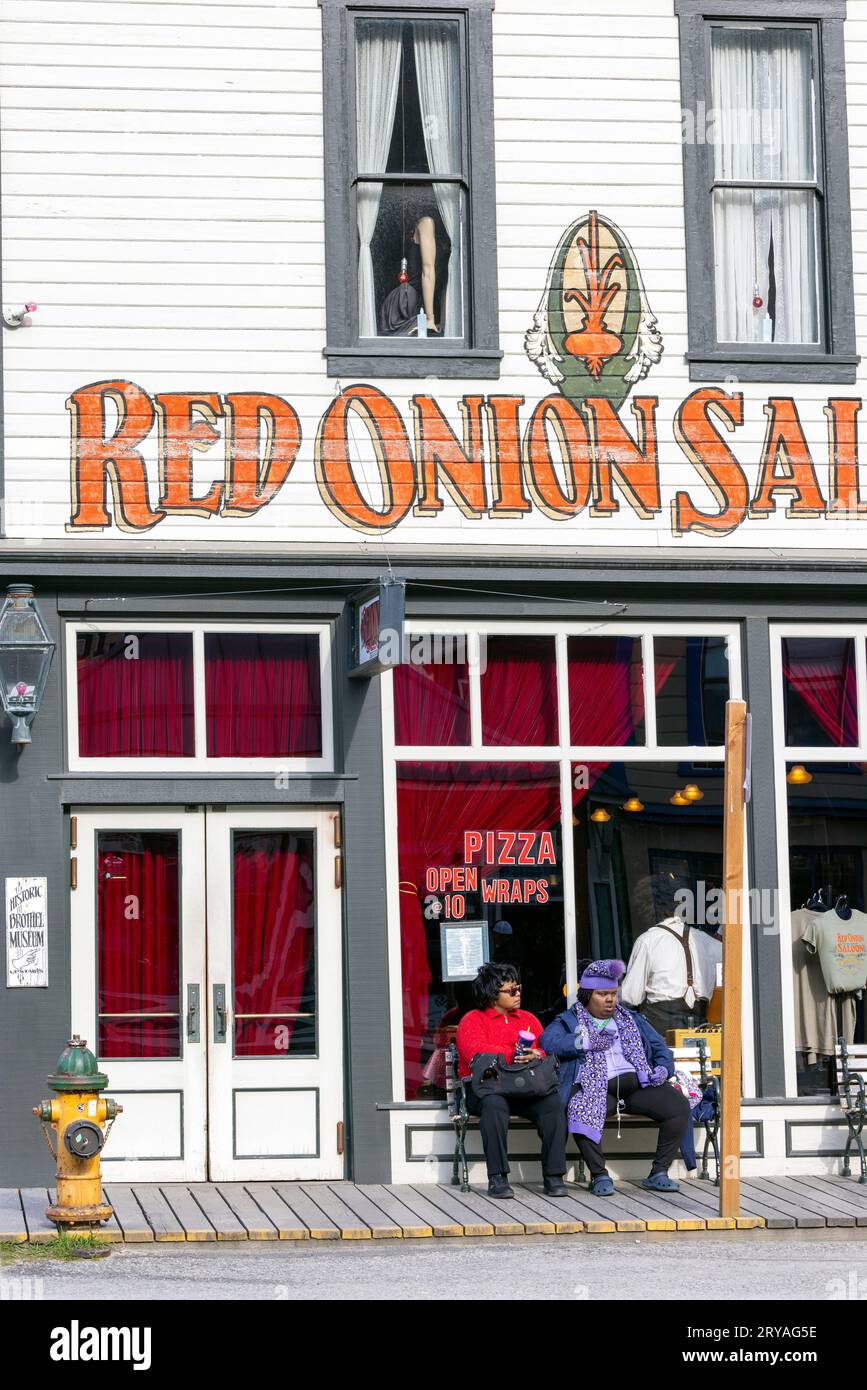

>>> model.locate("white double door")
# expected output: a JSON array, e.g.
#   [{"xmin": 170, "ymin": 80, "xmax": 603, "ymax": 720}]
[{"xmin": 71, "ymin": 807, "xmax": 344, "ymax": 1182}]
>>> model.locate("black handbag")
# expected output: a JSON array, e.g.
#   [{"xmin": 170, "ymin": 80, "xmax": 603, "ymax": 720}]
[{"xmin": 470, "ymin": 1051, "xmax": 559, "ymax": 1100}]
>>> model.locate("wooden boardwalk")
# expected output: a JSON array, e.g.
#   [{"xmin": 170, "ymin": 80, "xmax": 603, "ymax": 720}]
[{"xmin": 4, "ymin": 1176, "xmax": 867, "ymax": 1242}]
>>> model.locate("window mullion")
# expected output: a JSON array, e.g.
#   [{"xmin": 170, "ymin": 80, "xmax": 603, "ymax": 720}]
[{"xmin": 193, "ymin": 629, "xmax": 207, "ymax": 764}]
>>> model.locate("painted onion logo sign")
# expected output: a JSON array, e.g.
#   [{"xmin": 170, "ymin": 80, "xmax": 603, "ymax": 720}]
[{"xmin": 525, "ymin": 209, "xmax": 663, "ymax": 410}]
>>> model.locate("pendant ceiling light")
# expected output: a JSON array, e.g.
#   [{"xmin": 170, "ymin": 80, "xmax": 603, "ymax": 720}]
[{"xmin": 787, "ymin": 764, "xmax": 813, "ymax": 785}]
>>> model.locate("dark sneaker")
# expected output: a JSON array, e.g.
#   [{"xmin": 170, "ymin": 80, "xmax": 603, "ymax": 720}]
[
  {"xmin": 543, "ymin": 1177, "xmax": 568, "ymax": 1197},
  {"xmin": 487, "ymin": 1173, "xmax": 515, "ymax": 1199}
]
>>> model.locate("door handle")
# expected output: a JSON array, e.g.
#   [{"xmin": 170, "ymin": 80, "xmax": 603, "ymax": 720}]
[
  {"xmin": 213, "ymin": 983, "xmax": 228, "ymax": 1044},
  {"xmin": 187, "ymin": 984, "xmax": 200, "ymax": 1042}
]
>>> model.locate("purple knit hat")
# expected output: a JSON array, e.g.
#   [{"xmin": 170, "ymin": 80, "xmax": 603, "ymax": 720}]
[{"xmin": 580, "ymin": 958, "xmax": 626, "ymax": 991}]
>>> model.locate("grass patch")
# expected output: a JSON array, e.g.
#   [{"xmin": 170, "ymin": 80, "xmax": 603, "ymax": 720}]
[{"xmin": 1, "ymin": 1231, "xmax": 108, "ymax": 1264}]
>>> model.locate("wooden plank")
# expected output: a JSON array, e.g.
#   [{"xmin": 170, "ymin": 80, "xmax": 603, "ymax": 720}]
[
  {"xmin": 435, "ymin": 1184, "xmax": 550, "ymax": 1236},
  {"xmin": 133, "ymin": 1184, "xmax": 186, "ymax": 1241},
  {"xmin": 389, "ymin": 1185, "xmax": 465, "ymax": 1238},
  {"xmin": 242, "ymin": 1185, "xmax": 309, "ymax": 1240},
  {"xmin": 214, "ymin": 1184, "xmax": 278, "ymax": 1240},
  {"xmin": 676, "ymin": 1179, "xmax": 754, "ymax": 1230},
  {"xmin": 815, "ymin": 1175, "xmax": 867, "ymax": 1207},
  {"xmin": 739, "ymin": 1181, "xmax": 820, "ymax": 1229},
  {"xmin": 512, "ymin": 1185, "xmax": 584, "ymax": 1234},
  {"xmin": 158, "ymin": 1185, "xmax": 216, "ymax": 1241},
  {"xmin": 754, "ymin": 1177, "xmax": 852, "ymax": 1228},
  {"xmin": 743, "ymin": 1180, "xmax": 828, "ymax": 1228},
  {"xmin": 328, "ymin": 1184, "xmax": 402, "ymax": 1239},
  {"xmin": 721, "ymin": 698, "xmax": 748, "ymax": 1222},
  {"xmin": 185, "ymin": 1185, "xmax": 247, "ymax": 1240},
  {"xmin": 782, "ymin": 1176, "xmax": 867, "ymax": 1225},
  {"xmin": 797, "ymin": 1175, "xmax": 867, "ymax": 1222},
  {"xmin": 621, "ymin": 1183, "xmax": 707, "ymax": 1231},
  {"xmin": 102, "ymin": 1185, "xmax": 154, "ymax": 1242},
  {"xmin": 527, "ymin": 1184, "xmax": 619, "ymax": 1234},
  {"xmin": 733, "ymin": 1178, "xmax": 811, "ymax": 1234},
  {"xmin": 298, "ymin": 1184, "xmax": 370, "ymax": 1239},
  {"xmin": 273, "ymin": 1184, "xmax": 340, "ymax": 1240},
  {"xmin": 354, "ymin": 1185, "xmax": 433, "ymax": 1238},
  {"xmin": 571, "ymin": 1185, "xmax": 648, "ymax": 1233},
  {"xmin": 0, "ymin": 1189, "xmax": 27, "ymax": 1243},
  {"xmin": 409, "ymin": 1185, "xmax": 493, "ymax": 1236},
  {"xmin": 20, "ymin": 1188, "xmax": 57, "ymax": 1244}
]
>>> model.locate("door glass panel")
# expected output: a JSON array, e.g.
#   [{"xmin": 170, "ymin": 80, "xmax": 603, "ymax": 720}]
[
  {"xmin": 97, "ymin": 831, "xmax": 181, "ymax": 1058},
  {"xmin": 232, "ymin": 831, "xmax": 316, "ymax": 1057}
]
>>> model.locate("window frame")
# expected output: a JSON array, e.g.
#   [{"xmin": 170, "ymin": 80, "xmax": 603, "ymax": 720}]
[
  {"xmin": 675, "ymin": 0, "xmax": 858, "ymax": 384},
  {"xmin": 380, "ymin": 619, "xmax": 754, "ymax": 1105},
  {"xmin": 66, "ymin": 621, "xmax": 334, "ymax": 773},
  {"xmin": 770, "ymin": 622, "xmax": 867, "ymax": 1097},
  {"xmin": 319, "ymin": 0, "xmax": 502, "ymax": 379}
]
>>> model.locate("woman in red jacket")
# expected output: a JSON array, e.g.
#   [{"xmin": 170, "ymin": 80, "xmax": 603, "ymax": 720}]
[{"xmin": 456, "ymin": 961, "xmax": 568, "ymax": 1200}]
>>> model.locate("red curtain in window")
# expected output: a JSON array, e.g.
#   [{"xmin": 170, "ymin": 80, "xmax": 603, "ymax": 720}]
[
  {"xmin": 394, "ymin": 661, "xmax": 471, "ymax": 746},
  {"xmin": 98, "ymin": 833, "xmax": 180, "ymax": 1058},
  {"xmin": 205, "ymin": 634, "xmax": 322, "ymax": 758},
  {"xmin": 783, "ymin": 647, "xmax": 858, "ymax": 746},
  {"xmin": 78, "ymin": 634, "xmax": 194, "ymax": 757},
  {"xmin": 397, "ymin": 762, "xmax": 560, "ymax": 1096},
  {"xmin": 233, "ymin": 832, "xmax": 315, "ymax": 1056},
  {"xmin": 481, "ymin": 638, "xmax": 558, "ymax": 745},
  {"xmin": 568, "ymin": 637, "xmax": 645, "ymax": 745}
]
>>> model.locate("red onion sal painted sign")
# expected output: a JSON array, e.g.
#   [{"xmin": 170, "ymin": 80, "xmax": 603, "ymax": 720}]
[{"xmin": 63, "ymin": 212, "xmax": 866, "ymax": 539}]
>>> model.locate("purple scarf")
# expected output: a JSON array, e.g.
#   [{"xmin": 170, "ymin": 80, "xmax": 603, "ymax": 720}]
[{"xmin": 567, "ymin": 1003, "xmax": 651, "ymax": 1142}]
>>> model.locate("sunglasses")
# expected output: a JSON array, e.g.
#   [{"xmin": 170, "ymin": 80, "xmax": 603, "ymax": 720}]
[{"xmin": 499, "ymin": 985, "xmax": 521, "ymax": 997}]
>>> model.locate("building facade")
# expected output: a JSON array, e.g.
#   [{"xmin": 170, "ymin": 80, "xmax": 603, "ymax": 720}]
[{"xmin": 2, "ymin": 0, "xmax": 867, "ymax": 1184}]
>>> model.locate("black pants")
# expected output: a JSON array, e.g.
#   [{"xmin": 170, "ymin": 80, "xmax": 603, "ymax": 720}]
[
  {"xmin": 640, "ymin": 998, "xmax": 707, "ymax": 1037},
  {"xmin": 573, "ymin": 1071, "xmax": 691, "ymax": 1179},
  {"xmin": 465, "ymin": 1083, "xmax": 567, "ymax": 1179}
]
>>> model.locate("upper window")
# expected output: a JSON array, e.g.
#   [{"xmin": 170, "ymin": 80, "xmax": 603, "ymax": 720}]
[
  {"xmin": 69, "ymin": 624, "xmax": 332, "ymax": 771},
  {"xmin": 320, "ymin": 0, "xmax": 501, "ymax": 379},
  {"xmin": 676, "ymin": 1, "xmax": 857, "ymax": 383}
]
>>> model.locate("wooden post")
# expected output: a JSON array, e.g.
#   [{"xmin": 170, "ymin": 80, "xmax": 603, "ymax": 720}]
[{"xmin": 720, "ymin": 699, "xmax": 748, "ymax": 1220}]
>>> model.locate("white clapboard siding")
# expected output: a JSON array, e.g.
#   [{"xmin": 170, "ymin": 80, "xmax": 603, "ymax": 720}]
[{"xmin": 3, "ymin": 0, "xmax": 867, "ymax": 547}]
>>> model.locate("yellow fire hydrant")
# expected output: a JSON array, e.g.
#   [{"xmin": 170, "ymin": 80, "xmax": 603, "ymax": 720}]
[{"xmin": 33, "ymin": 1035, "xmax": 122, "ymax": 1228}]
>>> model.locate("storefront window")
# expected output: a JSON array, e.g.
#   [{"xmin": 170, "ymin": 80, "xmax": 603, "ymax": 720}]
[
  {"xmin": 397, "ymin": 761, "xmax": 563, "ymax": 1098},
  {"xmin": 204, "ymin": 633, "xmax": 321, "ymax": 758},
  {"xmin": 77, "ymin": 632, "xmax": 195, "ymax": 758},
  {"xmin": 787, "ymin": 763, "xmax": 867, "ymax": 1095},
  {"xmin": 573, "ymin": 761, "xmax": 724, "ymax": 964},
  {"xmin": 568, "ymin": 636, "xmax": 644, "ymax": 745},
  {"xmin": 394, "ymin": 645, "xmax": 470, "ymax": 746},
  {"xmin": 480, "ymin": 636, "xmax": 558, "ymax": 746},
  {"xmin": 655, "ymin": 636, "xmax": 729, "ymax": 746},
  {"xmin": 391, "ymin": 624, "xmax": 736, "ymax": 1101},
  {"xmin": 782, "ymin": 637, "xmax": 857, "ymax": 747}
]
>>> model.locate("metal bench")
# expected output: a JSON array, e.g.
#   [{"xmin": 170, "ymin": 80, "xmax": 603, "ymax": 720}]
[
  {"xmin": 445, "ymin": 1038, "xmax": 719, "ymax": 1191},
  {"xmin": 835, "ymin": 1038, "xmax": 867, "ymax": 1183}
]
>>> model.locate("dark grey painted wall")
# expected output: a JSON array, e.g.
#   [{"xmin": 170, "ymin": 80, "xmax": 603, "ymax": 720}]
[{"xmin": 0, "ymin": 591, "xmax": 68, "ymax": 1185}]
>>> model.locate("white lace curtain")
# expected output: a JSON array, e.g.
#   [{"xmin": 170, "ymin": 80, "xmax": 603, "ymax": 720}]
[
  {"xmin": 356, "ymin": 25, "xmax": 402, "ymax": 337},
  {"xmin": 711, "ymin": 26, "xmax": 818, "ymax": 344},
  {"xmin": 412, "ymin": 21, "xmax": 462, "ymax": 337}
]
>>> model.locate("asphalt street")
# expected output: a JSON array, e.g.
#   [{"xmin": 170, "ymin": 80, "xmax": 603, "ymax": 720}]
[{"xmin": 4, "ymin": 1230, "xmax": 867, "ymax": 1301}]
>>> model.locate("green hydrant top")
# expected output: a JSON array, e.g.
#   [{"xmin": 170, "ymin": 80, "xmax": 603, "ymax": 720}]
[{"xmin": 46, "ymin": 1035, "xmax": 109, "ymax": 1093}]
